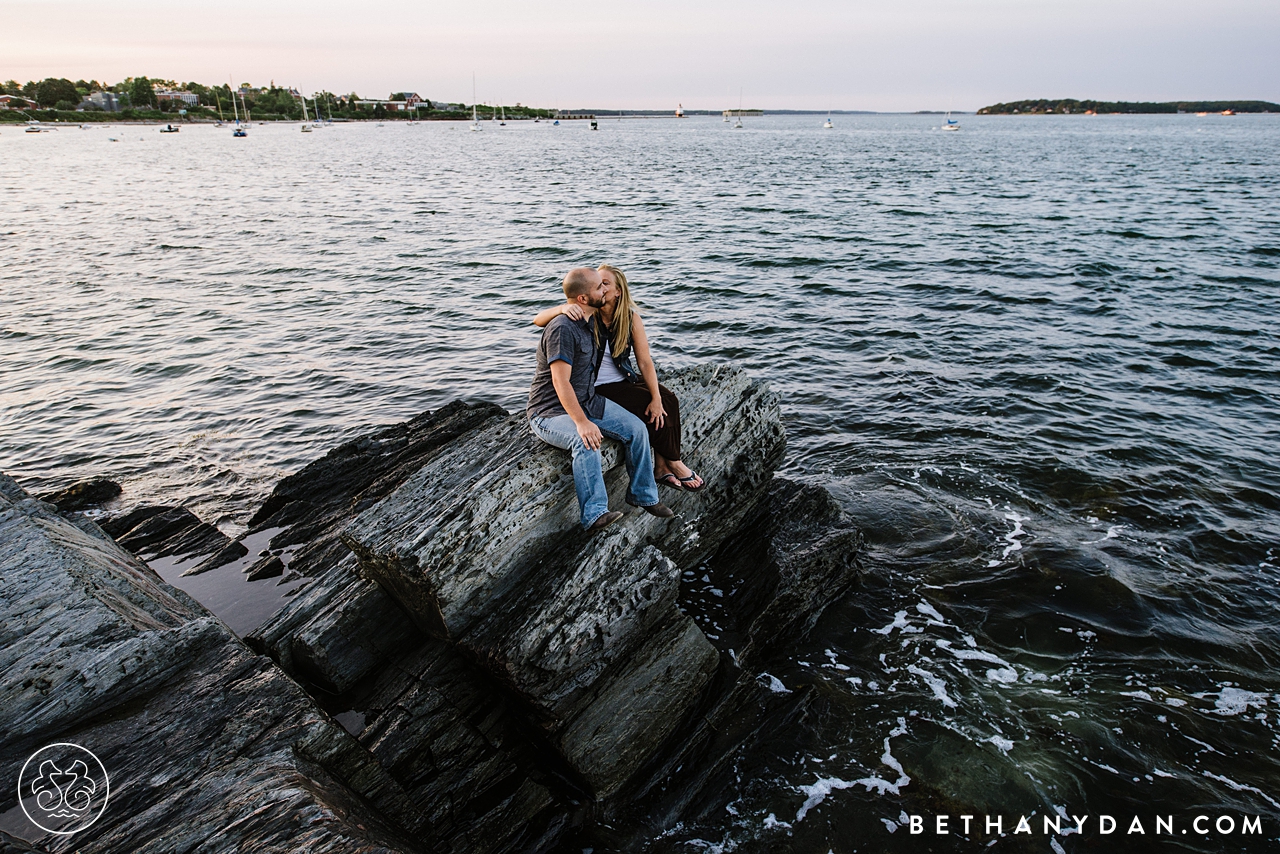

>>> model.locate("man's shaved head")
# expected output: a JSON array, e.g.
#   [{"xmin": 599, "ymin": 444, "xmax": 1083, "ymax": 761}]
[{"xmin": 563, "ymin": 267, "xmax": 600, "ymax": 300}]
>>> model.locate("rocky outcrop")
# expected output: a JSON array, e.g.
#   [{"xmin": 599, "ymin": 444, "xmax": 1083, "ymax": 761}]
[
  {"xmin": 36, "ymin": 476, "xmax": 121, "ymax": 512},
  {"xmin": 0, "ymin": 475, "xmax": 425, "ymax": 853},
  {"xmin": 2, "ymin": 364, "xmax": 862, "ymax": 853},
  {"xmin": 100, "ymin": 504, "xmax": 233, "ymax": 561},
  {"xmin": 241, "ymin": 399, "xmax": 509, "ymax": 578}
]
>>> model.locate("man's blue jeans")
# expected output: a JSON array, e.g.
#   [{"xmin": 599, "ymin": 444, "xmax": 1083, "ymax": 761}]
[{"xmin": 530, "ymin": 399, "xmax": 661, "ymax": 529}]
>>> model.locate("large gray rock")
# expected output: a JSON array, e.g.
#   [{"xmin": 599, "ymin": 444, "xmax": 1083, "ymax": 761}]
[
  {"xmin": 338, "ymin": 366, "xmax": 779, "ymax": 797},
  {"xmin": 2, "ymin": 363, "xmax": 863, "ymax": 854},
  {"xmin": 244, "ymin": 399, "xmax": 508, "ymax": 578},
  {"xmin": 342, "ymin": 365, "xmax": 785, "ymax": 640},
  {"xmin": 0, "ymin": 475, "xmax": 425, "ymax": 853}
]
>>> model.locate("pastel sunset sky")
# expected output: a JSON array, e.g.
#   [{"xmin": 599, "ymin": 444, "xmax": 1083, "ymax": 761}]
[{"xmin": 3, "ymin": 0, "xmax": 1276, "ymax": 110}]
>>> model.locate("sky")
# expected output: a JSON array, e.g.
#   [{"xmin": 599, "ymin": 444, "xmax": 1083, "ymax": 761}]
[{"xmin": 3, "ymin": 0, "xmax": 1277, "ymax": 111}]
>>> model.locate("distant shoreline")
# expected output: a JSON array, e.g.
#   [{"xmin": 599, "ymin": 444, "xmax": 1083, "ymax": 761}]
[{"xmin": 978, "ymin": 98, "xmax": 1279, "ymax": 115}]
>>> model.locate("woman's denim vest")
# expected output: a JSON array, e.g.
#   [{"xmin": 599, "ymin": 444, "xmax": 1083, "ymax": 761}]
[{"xmin": 602, "ymin": 324, "xmax": 643, "ymax": 383}]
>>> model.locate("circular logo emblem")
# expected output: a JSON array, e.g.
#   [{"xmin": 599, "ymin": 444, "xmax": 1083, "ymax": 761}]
[{"xmin": 17, "ymin": 743, "xmax": 110, "ymax": 835}]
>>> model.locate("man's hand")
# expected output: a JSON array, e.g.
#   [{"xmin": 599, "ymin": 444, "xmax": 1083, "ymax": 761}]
[{"xmin": 575, "ymin": 419, "xmax": 603, "ymax": 450}]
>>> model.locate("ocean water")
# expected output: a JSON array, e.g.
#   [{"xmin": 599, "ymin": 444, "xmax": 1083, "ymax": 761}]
[{"xmin": 3, "ymin": 113, "xmax": 1278, "ymax": 851}]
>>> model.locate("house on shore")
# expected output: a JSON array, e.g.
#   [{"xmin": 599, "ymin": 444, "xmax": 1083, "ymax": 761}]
[
  {"xmin": 77, "ymin": 91, "xmax": 120, "ymax": 112},
  {"xmin": 156, "ymin": 90, "xmax": 199, "ymax": 107},
  {"xmin": 0, "ymin": 95, "xmax": 39, "ymax": 110}
]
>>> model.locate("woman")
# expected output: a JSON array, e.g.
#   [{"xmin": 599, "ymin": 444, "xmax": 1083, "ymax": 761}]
[{"xmin": 533, "ymin": 265, "xmax": 704, "ymax": 490}]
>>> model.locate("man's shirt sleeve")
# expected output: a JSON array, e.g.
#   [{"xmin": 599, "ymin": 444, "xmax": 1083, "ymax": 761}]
[{"xmin": 544, "ymin": 321, "xmax": 574, "ymax": 365}]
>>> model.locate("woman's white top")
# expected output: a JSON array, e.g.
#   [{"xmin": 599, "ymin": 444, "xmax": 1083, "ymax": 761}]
[{"xmin": 595, "ymin": 344, "xmax": 628, "ymax": 386}]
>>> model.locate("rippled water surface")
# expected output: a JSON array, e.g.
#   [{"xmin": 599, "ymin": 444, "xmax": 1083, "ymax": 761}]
[{"xmin": 3, "ymin": 114, "xmax": 1279, "ymax": 850}]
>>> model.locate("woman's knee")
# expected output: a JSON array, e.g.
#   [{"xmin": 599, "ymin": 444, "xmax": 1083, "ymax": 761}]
[{"xmin": 659, "ymin": 385, "xmax": 680, "ymax": 414}]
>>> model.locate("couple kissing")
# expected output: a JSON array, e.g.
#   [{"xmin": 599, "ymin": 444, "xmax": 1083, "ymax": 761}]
[{"xmin": 527, "ymin": 265, "xmax": 704, "ymax": 531}]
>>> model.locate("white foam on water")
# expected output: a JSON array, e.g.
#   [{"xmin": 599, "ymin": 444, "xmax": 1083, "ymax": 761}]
[
  {"xmin": 794, "ymin": 777, "xmax": 858, "ymax": 822},
  {"xmin": 915, "ymin": 601, "xmax": 946, "ymax": 623},
  {"xmin": 1001, "ymin": 512, "xmax": 1028, "ymax": 558},
  {"xmin": 1153, "ymin": 769, "xmax": 1175, "ymax": 778},
  {"xmin": 1050, "ymin": 839, "xmax": 1067, "ymax": 854},
  {"xmin": 1205, "ymin": 686, "xmax": 1269, "ymax": 716},
  {"xmin": 1083, "ymin": 524, "xmax": 1127, "ymax": 544},
  {"xmin": 908, "ymin": 664, "xmax": 958, "ymax": 707},
  {"xmin": 986, "ymin": 667, "xmax": 1019, "ymax": 684},
  {"xmin": 1183, "ymin": 734, "xmax": 1222, "ymax": 754},
  {"xmin": 762, "ymin": 813, "xmax": 791, "ymax": 830},
  {"xmin": 989, "ymin": 735, "xmax": 1014, "ymax": 753},
  {"xmin": 873, "ymin": 610, "xmax": 921, "ymax": 635},
  {"xmin": 823, "ymin": 649, "xmax": 850, "ymax": 671},
  {"xmin": 1121, "ymin": 690, "xmax": 1154, "ymax": 702},
  {"xmin": 1053, "ymin": 805, "xmax": 1080, "ymax": 835},
  {"xmin": 795, "ymin": 719, "xmax": 912, "ymax": 821},
  {"xmin": 1202, "ymin": 771, "xmax": 1280, "ymax": 810},
  {"xmin": 937, "ymin": 640, "xmax": 1010, "ymax": 667},
  {"xmin": 881, "ymin": 818, "xmax": 899, "ymax": 832},
  {"xmin": 760, "ymin": 673, "xmax": 791, "ymax": 694}
]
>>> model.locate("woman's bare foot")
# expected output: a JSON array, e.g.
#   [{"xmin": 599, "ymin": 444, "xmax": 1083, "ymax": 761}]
[
  {"xmin": 653, "ymin": 453, "xmax": 682, "ymax": 488},
  {"xmin": 668, "ymin": 460, "xmax": 703, "ymax": 489}
]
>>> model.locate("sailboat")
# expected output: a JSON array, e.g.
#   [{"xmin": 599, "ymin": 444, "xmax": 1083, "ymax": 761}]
[
  {"xmin": 230, "ymin": 80, "xmax": 247, "ymax": 137},
  {"xmin": 675, "ymin": 103, "xmax": 684, "ymax": 118},
  {"xmin": 300, "ymin": 94, "xmax": 313, "ymax": 132},
  {"xmin": 470, "ymin": 74, "xmax": 482, "ymax": 132},
  {"xmin": 942, "ymin": 111, "xmax": 960, "ymax": 131},
  {"xmin": 499, "ymin": 104, "xmax": 506, "ymax": 126},
  {"xmin": 733, "ymin": 88, "xmax": 744, "ymax": 128},
  {"xmin": 824, "ymin": 110, "xmax": 833, "ymax": 129}
]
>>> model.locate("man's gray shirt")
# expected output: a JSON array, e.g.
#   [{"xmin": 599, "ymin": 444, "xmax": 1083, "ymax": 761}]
[{"xmin": 527, "ymin": 314, "xmax": 606, "ymax": 420}]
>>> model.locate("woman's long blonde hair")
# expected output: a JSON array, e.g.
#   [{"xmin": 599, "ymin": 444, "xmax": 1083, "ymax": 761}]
[{"xmin": 599, "ymin": 264, "xmax": 638, "ymax": 358}]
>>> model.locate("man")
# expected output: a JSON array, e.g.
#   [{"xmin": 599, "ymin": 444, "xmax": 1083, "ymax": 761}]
[{"xmin": 528, "ymin": 267, "xmax": 674, "ymax": 531}]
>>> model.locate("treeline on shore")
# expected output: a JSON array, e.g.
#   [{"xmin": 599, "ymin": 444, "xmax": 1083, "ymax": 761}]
[
  {"xmin": 978, "ymin": 98, "xmax": 1280, "ymax": 115},
  {"xmin": 0, "ymin": 76, "xmax": 553, "ymax": 121}
]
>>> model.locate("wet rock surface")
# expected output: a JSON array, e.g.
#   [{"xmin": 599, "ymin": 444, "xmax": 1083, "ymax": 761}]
[
  {"xmin": 0, "ymin": 475, "xmax": 427, "ymax": 853},
  {"xmin": 2, "ymin": 365, "xmax": 862, "ymax": 853},
  {"xmin": 36, "ymin": 476, "xmax": 121, "ymax": 512}
]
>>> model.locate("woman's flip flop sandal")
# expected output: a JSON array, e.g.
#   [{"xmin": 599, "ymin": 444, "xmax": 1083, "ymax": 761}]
[
  {"xmin": 678, "ymin": 471, "xmax": 705, "ymax": 491},
  {"xmin": 656, "ymin": 473, "xmax": 684, "ymax": 489}
]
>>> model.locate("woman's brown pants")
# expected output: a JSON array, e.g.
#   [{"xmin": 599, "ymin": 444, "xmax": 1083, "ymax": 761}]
[{"xmin": 596, "ymin": 380, "xmax": 683, "ymax": 461}]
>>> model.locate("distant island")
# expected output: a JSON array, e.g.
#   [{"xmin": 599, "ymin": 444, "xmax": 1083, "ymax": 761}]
[{"xmin": 978, "ymin": 98, "xmax": 1280, "ymax": 115}]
